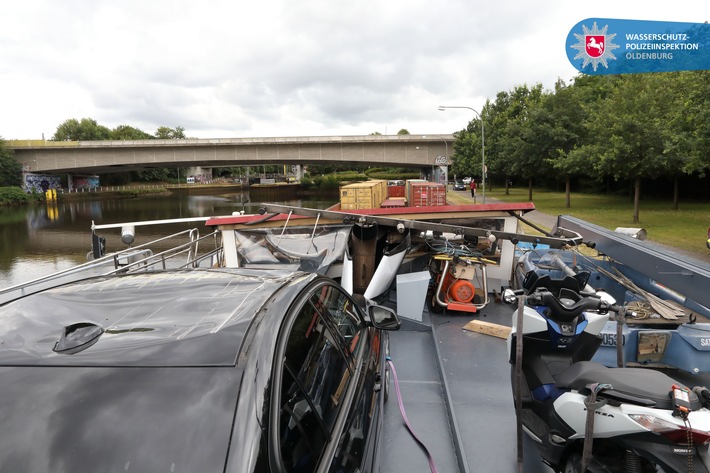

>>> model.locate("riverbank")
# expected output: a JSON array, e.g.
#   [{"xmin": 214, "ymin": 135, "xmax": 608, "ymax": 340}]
[
  {"xmin": 0, "ymin": 185, "xmax": 174, "ymax": 206},
  {"xmin": 62, "ymin": 187, "xmax": 172, "ymax": 201},
  {"xmin": 0, "ymin": 181, "xmax": 340, "ymax": 207}
]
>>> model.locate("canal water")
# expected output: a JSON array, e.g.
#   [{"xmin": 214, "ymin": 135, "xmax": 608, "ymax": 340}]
[{"xmin": 0, "ymin": 191, "xmax": 334, "ymax": 289}]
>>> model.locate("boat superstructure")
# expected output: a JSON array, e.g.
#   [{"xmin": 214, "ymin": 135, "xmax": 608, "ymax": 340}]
[{"xmin": 2, "ymin": 203, "xmax": 710, "ymax": 472}]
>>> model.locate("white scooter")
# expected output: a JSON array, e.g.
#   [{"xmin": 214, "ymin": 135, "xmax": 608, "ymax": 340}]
[{"xmin": 505, "ymin": 270, "xmax": 710, "ymax": 472}]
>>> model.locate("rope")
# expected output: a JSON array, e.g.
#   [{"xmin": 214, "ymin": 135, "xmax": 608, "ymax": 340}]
[{"xmin": 625, "ymin": 300, "xmax": 651, "ymax": 320}]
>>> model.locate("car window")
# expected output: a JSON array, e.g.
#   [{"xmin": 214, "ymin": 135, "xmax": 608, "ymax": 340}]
[
  {"xmin": 309, "ymin": 285, "xmax": 363, "ymax": 357},
  {"xmin": 277, "ymin": 283, "xmax": 365, "ymax": 473}
]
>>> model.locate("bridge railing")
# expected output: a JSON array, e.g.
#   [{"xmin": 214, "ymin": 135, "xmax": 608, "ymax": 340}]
[{"xmin": 55, "ymin": 181, "xmax": 217, "ymax": 193}]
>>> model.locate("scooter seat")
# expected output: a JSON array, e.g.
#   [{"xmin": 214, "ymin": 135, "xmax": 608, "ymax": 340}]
[{"xmin": 556, "ymin": 361, "xmax": 700, "ymax": 410}]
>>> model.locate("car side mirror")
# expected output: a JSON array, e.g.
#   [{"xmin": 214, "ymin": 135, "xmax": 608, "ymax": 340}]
[{"xmin": 368, "ymin": 305, "xmax": 401, "ymax": 331}]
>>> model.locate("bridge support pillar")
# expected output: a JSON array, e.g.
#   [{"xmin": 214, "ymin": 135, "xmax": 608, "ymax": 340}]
[
  {"xmin": 187, "ymin": 166, "xmax": 212, "ymax": 183},
  {"xmin": 294, "ymin": 165, "xmax": 303, "ymax": 182}
]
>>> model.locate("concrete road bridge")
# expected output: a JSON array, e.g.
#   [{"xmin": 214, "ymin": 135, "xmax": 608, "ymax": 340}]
[{"xmin": 10, "ymin": 134, "xmax": 455, "ymax": 175}]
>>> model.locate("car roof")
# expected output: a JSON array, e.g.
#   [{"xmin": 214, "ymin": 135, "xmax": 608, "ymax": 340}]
[{"xmin": 0, "ymin": 268, "xmax": 306, "ymax": 367}]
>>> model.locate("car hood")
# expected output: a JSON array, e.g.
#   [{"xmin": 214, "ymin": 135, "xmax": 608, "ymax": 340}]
[
  {"xmin": 0, "ymin": 269, "xmax": 295, "ymax": 367},
  {"xmin": 0, "ymin": 364, "xmax": 241, "ymax": 473}
]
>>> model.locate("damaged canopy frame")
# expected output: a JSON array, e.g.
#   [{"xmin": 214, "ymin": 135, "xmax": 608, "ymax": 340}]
[
  {"xmin": 231, "ymin": 224, "xmax": 352, "ymax": 274},
  {"xmin": 257, "ymin": 204, "xmax": 584, "ymax": 250}
]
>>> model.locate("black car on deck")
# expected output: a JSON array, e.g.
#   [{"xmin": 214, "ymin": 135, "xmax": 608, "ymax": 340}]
[
  {"xmin": 452, "ymin": 180, "xmax": 466, "ymax": 191},
  {"xmin": 0, "ymin": 268, "xmax": 400, "ymax": 473}
]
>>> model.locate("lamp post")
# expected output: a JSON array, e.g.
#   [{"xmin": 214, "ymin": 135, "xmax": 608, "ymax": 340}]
[
  {"xmin": 438, "ymin": 105, "xmax": 486, "ymax": 203},
  {"xmin": 443, "ymin": 139, "xmax": 448, "ymax": 187}
]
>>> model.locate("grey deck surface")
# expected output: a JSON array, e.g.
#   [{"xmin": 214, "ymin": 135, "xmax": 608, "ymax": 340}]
[{"xmin": 381, "ymin": 301, "xmax": 553, "ymax": 473}]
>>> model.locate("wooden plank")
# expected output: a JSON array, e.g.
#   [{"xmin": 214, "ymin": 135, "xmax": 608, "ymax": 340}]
[{"xmin": 463, "ymin": 320, "xmax": 511, "ymax": 339}]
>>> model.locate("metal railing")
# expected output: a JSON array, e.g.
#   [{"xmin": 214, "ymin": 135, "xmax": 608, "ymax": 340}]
[{"xmin": 0, "ymin": 226, "xmax": 222, "ymax": 303}]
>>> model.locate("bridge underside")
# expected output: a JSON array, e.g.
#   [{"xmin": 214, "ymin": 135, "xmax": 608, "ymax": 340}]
[{"xmin": 12, "ymin": 135, "xmax": 454, "ymax": 174}]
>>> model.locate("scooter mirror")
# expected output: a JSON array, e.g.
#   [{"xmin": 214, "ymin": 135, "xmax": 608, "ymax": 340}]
[
  {"xmin": 502, "ymin": 289, "xmax": 518, "ymax": 305},
  {"xmin": 596, "ymin": 290, "xmax": 617, "ymax": 305}
]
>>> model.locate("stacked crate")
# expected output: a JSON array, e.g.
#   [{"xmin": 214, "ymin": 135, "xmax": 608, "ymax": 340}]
[{"xmin": 340, "ymin": 180, "xmax": 387, "ymax": 210}]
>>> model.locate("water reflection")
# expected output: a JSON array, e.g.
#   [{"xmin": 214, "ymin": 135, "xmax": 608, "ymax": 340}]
[{"xmin": 0, "ymin": 191, "xmax": 334, "ymax": 289}]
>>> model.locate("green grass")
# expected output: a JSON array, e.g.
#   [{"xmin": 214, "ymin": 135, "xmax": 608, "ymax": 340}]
[{"xmin": 487, "ymin": 188, "xmax": 709, "ymax": 257}]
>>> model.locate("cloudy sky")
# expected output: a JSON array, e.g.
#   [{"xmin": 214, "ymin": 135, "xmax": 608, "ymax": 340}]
[{"xmin": 1, "ymin": 1, "xmax": 708, "ymax": 140}]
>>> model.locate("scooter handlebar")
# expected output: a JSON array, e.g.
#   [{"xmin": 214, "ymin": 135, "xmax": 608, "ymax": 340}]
[{"xmin": 528, "ymin": 290, "xmax": 612, "ymax": 323}]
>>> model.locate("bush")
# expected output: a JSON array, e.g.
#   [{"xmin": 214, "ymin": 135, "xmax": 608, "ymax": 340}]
[
  {"xmin": 301, "ymin": 172, "xmax": 368, "ymax": 190},
  {"xmin": 0, "ymin": 187, "xmax": 42, "ymax": 206},
  {"xmin": 366, "ymin": 171, "xmax": 421, "ymax": 180}
]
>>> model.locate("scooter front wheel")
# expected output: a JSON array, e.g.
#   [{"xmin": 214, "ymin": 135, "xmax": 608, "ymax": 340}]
[
  {"xmin": 561, "ymin": 453, "xmax": 610, "ymax": 473},
  {"xmin": 562, "ymin": 453, "xmax": 582, "ymax": 473}
]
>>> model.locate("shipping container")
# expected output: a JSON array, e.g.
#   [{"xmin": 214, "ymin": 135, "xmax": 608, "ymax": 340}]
[
  {"xmin": 380, "ymin": 198, "xmax": 407, "ymax": 208},
  {"xmin": 339, "ymin": 180, "xmax": 388, "ymax": 210},
  {"xmin": 405, "ymin": 179, "xmax": 427, "ymax": 204},
  {"xmin": 387, "ymin": 185, "xmax": 406, "ymax": 199},
  {"xmin": 408, "ymin": 181, "xmax": 447, "ymax": 207}
]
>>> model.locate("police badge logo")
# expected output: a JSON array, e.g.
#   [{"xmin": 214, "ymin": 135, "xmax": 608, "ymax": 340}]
[
  {"xmin": 585, "ymin": 35, "xmax": 605, "ymax": 58},
  {"xmin": 570, "ymin": 22, "xmax": 619, "ymax": 71}
]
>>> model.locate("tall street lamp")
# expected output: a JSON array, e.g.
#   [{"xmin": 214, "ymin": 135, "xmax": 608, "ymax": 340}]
[{"xmin": 438, "ymin": 105, "xmax": 486, "ymax": 203}]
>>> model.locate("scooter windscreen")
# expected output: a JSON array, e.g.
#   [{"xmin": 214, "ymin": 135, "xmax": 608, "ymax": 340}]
[{"xmin": 522, "ymin": 270, "xmax": 591, "ymax": 297}]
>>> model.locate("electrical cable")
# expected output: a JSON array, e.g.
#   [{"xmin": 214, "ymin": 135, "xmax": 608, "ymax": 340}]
[
  {"xmin": 425, "ymin": 238, "xmax": 482, "ymax": 258},
  {"xmin": 387, "ymin": 358, "xmax": 439, "ymax": 473}
]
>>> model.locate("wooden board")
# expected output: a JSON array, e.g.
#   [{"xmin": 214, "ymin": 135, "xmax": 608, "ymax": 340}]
[{"xmin": 463, "ymin": 320, "xmax": 511, "ymax": 339}]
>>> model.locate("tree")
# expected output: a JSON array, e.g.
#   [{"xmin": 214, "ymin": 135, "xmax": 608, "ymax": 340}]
[
  {"xmin": 397, "ymin": 129, "xmax": 410, "ymax": 135},
  {"xmin": 0, "ymin": 138, "xmax": 22, "ymax": 186},
  {"xmin": 132, "ymin": 168, "xmax": 171, "ymax": 181},
  {"xmin": 547, "ymin": 75, "xmax": 617, "ymax": 206},
  {"xmin": 490, "ymin": 84, "xmax": 545, "ymax": 201},
  {"xmin": 110, "ymin": 125, "xmax": 153, "ymax": 140},
  {"xmin": 155, "ymin": 126, "xmax": 186, "ymax": 139},
  {"xmin": 667, "ymin": 70, "xmax": 710, "ymax": 208},
  {"xmin": 654, "ymin": 72, "xmax": 698, "ymax": 210},
  {"xmin": 52, "ymin": 118, "xmax": 111, "ymax": 141},
  {"xmin": 450, "ymin": 119, "xmax": 484, "ymax": 179},
  {"xmin": 582, "ymin": 74, "xmax": 674, "ymax": 223}
]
